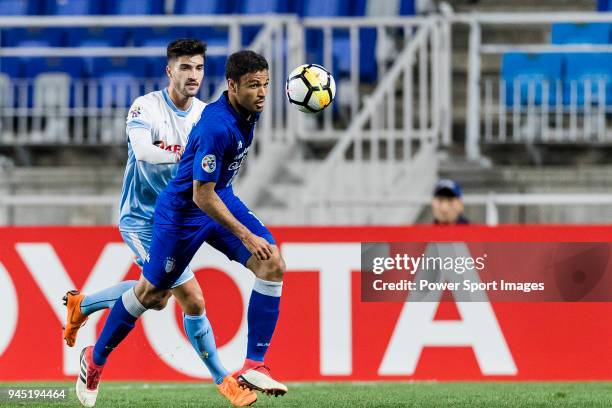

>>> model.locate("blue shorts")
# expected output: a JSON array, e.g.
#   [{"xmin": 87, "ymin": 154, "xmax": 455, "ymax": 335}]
[
  {"xmin": 142, "ymin": 193, "xmax": 275, "ymax": 289},
  {"xmin": 120, "ymin": 228, "xmax": 195, "ymax": 288}
]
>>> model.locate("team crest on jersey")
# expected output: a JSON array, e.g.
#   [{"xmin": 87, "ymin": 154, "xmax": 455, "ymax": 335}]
[
  {"xmin": 129, "ymin": 106, "xmax": 142, "ymax": 118},
  {"xmin": 164, "ymin": 257, "xmax": 176, "ymax": 273},
  {"xmin": 202, "ymin": 154, "xmax": 216, "ymax": 173}
]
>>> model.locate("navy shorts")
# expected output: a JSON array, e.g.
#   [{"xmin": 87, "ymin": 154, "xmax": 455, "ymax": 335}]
[{"xmin": 143, "ymin": 193, "xmax": 275, "ymax": 289}]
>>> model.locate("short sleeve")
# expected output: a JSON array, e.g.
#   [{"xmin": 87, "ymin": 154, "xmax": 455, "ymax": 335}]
[
  {"xmin": 126, "ymin": 96, "xmax": 153, "ymax": 132},
  {"xmin": 192, "ymin": 121, "xmax": 229, "ymax": 183}
]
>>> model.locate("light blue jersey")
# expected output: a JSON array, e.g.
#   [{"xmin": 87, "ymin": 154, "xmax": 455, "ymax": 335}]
[{"xmin": 119, "ymin": 89, "xmax": 206, "ymax": 231}]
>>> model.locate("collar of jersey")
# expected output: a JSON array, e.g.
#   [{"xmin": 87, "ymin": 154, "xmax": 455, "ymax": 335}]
[
  {"xmin": 162, "ymin": 88, "xmax": 193, "ymax": 118},
  {"xmin": 221, "ymin": 91, "xmax": 260, "ymax": 125}
]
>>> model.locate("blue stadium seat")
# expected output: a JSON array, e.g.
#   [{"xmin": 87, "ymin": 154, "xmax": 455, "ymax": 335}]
[
  {"xmin": 236, "ymin": 0, "xmax": 290, "ymax": 42},
  {"xmin": 501, "ymin": 53, "xmax": 563, "ymax": 106},
  {"xmin": 91, "ymin": 57, "xmax": 148, "ymax": 78},
  {"xmin": 147, "ymin": 57, "xmax": 168, "ymax": 79},
  {"xmin": 0, "ymin": 0, "xmax": 40, "ymax": 15},
  {"xmin": 24, "ymin": 57, "xmax": 85, "ymax": 78},
  {"xmin": 0, "ymin": 57, "xmax": 22, "ymax": 78},
  {"xmin": 297, "ymin": 0, "xmax": 350, "ymax": 16},
  {"xmin": 551, "ymin": 23, "xmax": 611, "ymax": 44},
  {"xmin": 132, "ymin": 27, "xmax": 190, "ymax": 47},
  {"xmin": 236, "ymin": 0, "xmax": 289, "ymax": 14},
  {"xmin": 66, "ymin": 28, "xmax": 128, "ymax": 47},
  {"xmin": 206, "ymin": 55, "xmax": 227, "ymax": 79},
  {"xmin": 174, "ymin": 0, "xmax": 231, "ymax": 14},
  {"xmin": 564, "ymin": 53, "xmax": 612, "ymax": 105},
  {"xmin": 598, "ymin": 0, "xmax": 610, "ymax": 11},
  {"xmin": 106, "ymin": 0, "xmax": 164, "ymax": 15},
  {"xmin": 91, "ymin": 57, "xmax": 148, "ymax": 107},
  {"xmin": 43, "ymin": 0, "xmax": 103, "ymax": 15},
  {"xmin": 191, "ymin": 27, "xmax": 229, "ymax": 49},
  {"xmin": 399, "ymin": 0, "xmax": 415, "ymax": 15},
  {"xmin": 1, "ymin": 28, "xmax": 65, "ymax": 47},
  {"xmin": 332, "ymin": 28, "xmax": 377, "ymax": 82}
]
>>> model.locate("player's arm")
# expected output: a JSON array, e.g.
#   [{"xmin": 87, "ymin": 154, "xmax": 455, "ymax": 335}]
[
  {"xmin": 128, "ymin": 128, "xmax": 183, "ymax": 164},
  {"xmin": 125, "ymin": 97, "xmax": 183, "ymax": 164},
  {"xmin": 192, "ymin": 180, "xmax": 272, "ymax": 261}
]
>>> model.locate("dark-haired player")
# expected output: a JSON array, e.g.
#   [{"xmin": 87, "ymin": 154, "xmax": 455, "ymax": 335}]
[{"xmin": 69, "ymin": 39, "xmax": 255, "ymax": 407}]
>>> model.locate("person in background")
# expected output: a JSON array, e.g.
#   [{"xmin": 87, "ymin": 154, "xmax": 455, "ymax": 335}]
[{"xmin": 432, "ymin": 179, "xmax": 470, "ymax": 225}]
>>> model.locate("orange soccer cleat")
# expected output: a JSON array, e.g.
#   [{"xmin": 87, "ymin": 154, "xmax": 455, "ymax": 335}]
[
  {"xmin": 217, "ymin": 376, "xmax": 257, "ymax": 407},
  {"xmin": 63, "ymin": 290, "xmax": 88, "ymax": 347}
]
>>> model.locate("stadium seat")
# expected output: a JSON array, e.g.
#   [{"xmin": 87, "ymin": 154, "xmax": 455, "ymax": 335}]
[
  {"xmin": 132, "ymin": 27, "xmax": 191, "ymax": 47},
  {"xmin": 206, "ymin": 55, "xmax": 228, "ymax": 79},
  {"xmin": 191, "ymin": 27, "xmax": 229, "ymax": 49},
  {"xmin": 0, "ymin": 0, "xmax": 40, "ymax": 15},
  {"xmin": 235, "ymin": 0, "xmax": 291, "ymax": 43},
  {"xmin": 501, "ymin": 52, "xmax": 563, "ymax": 106},
  {"xmin": 106, "ymin": 0, "xmax": 164, "ymax": 15},
  {"xmin": 1, "ymin": 28, "xmax": 65, "ymax": 47},
  {"xmin": 0, "ymin": 57, "xmax": 22, "ymax": 78},
  {"xmin": 24, "ymin": 57, "xmax": 85, "ymax": 79},
  {"xmin": 236, "ymin": 0, "xmax": 290, "ymax": 14},
  {"xmin": 22, "ymin": 58, "xmax": 84, "ymax": 108},
  {"xmin": 331, "ymin": 28, "xmax": 377, "ymax": 82},
  {"xmin": 43, "ymin": 0, "xmax": 103, "ymax": 15},
  {"xmin": 564, "ymin": 53, "xmax": 612, "ymax": 105},
  {"xmin": 174, "ymin": 0, "xmax": 231, "ymax": 14},
  {"xmin": 551, "ymin": 23, "xmax": 611, "ymax": 44},
  {"xmin": 66, "ymin": 28, "xmax": 128, "ymax": 47},
  {"xmin": 146, "ymin": 57, "xmax": 168, "ymax": 79},
  {"xmin": 91, "ymin": 57, "xmax": 147, "ymax": 78},
  {"xmin": 597, "ymin": 0, "xmax": 610, "ymax": 11},
  {"xmin": 91, "ymin": 58, "xmax": 148, "ymax": 107},
  {"xmin": 297, "ymin": 0, "xmax": 350, "ymax": 16}
]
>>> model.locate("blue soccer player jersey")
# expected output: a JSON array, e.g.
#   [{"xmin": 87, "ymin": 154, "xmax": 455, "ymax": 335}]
[
  {"xmin": 159, "ymin": 91, "xmax": 258, "ymax": 214},
  {"xmin": 146, "ymin": 91, "xmax": 274, "ymax": 289}
]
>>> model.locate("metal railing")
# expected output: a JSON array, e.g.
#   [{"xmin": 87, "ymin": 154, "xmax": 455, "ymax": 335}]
[
  {"xmin": 4, "ymin": 192, "xmax": 612, "ymax": 226},
  {"xmin": 303, "ymin": 193, "xmax": 612, "ymax": 226},
  {"xmin": 0, "ymin": 15, "xmax": 300, "ymax": 153},
  {"xmin": 454, "ymin": 12, "xmax": 612, "ymax": 159},
  {"xmin": 300, "ymin": 16, "xmax": 451, "ymax": 224}
]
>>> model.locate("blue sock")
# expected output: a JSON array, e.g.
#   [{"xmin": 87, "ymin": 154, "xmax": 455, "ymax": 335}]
[
  {"xmin": 92, "ymin": 289, "xmax": 146, "ymax": 366},
  {"xmin": 246, "ymin": 278, "xmax": 283, "ymax": 362},
  {"xmin": 81, "ymin": 280, "xmax": 138, "ymax": 316},
  {"xmin": 183, "ymin": 313, "xmax": 228, "ymax": 385}
]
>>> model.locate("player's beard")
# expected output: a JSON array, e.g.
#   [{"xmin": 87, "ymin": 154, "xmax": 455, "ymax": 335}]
[{"xmin": 182, "ymin": 82, "xmax": 200, "ymax": 97}]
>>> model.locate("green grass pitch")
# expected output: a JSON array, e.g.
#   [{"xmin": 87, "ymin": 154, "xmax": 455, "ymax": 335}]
[{"xmin": 1, "ymin": 381, "xmax": 610, "ymax": 407}]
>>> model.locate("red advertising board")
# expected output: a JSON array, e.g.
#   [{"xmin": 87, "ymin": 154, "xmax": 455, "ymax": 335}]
[{"xmin": 0, "ymin": 226, "xmax": 610, "ymax": 381}]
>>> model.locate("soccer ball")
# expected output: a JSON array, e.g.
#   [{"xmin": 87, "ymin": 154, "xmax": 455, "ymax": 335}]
[{"xmin": 286, "ymin": 64, "xmax": 336, "ymax": 113}]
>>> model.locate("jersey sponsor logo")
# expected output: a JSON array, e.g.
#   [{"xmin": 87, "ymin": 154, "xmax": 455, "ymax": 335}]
[
  {"xmin": 201, "ymin": 154, "xmax": 216, "ymax": 173},
  {"xmin": 129, "ymin": 106, "xmax": 142, "ymax": 118},
  {"xmin": 164, "ymin": 257, "xmax": 176, "ymax": 273},
  {"xmin": 238, "ymin": 140, "xmax": 243, "ymax": 149},
  {"xmin": 233, "ymin": 146, "xmax": 250, "ymax": 160},
  {"xmin": 228, "ymin": 161, "xmax": 241, "ymax": 171},
  {"xmin": 154, "ymin": 141, "xmax": 182, "ymax": 153}
]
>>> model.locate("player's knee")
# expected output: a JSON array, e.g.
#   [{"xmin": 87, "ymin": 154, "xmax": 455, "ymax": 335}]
[
  {"xmin": 261, "ymin": 256, "xmax": 285, "ymax": 282},
  {"xmin": 140, "ymin": 290, "xmax": 171, "ymax": 310},
  {"xmin": 180, "ymin": 292, "xmax": 206, "ymax": 316}
]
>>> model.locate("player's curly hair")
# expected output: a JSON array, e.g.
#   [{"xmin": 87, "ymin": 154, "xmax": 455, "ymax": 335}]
[
  {"xmin": 225, "ymin": 50, "xmax": 269, "ymax": 82},
  {"xmin": 166, "ymin": 38, "xmax": 207, "ymax": 61}
]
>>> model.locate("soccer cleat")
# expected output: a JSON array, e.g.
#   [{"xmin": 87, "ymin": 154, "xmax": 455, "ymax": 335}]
[
  {"xmin": 217, "ymin": 375, "xmax": 257, "ymax": 407},
  {"xmin": 63, "ymin": 290, "xmax": 88, "ymax": 347},
  {"xmin": 76, "ymin": 346, "xmax": 104, "ymax": 407},
  {"xmin": 233, "ymin": 360, "xmax": 288, "ymax": 397}
]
